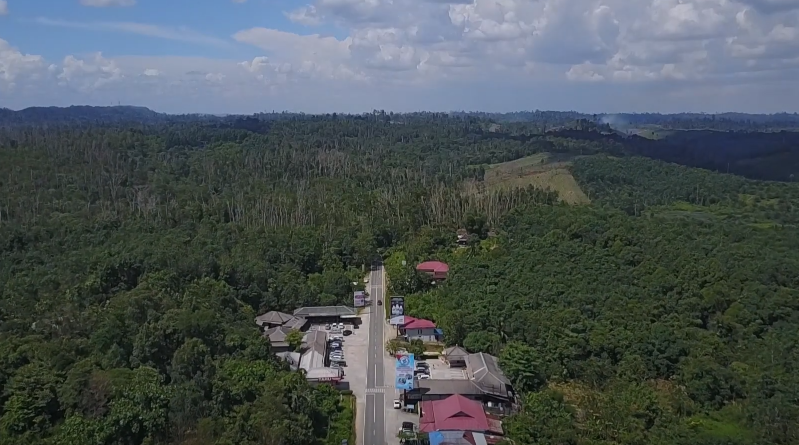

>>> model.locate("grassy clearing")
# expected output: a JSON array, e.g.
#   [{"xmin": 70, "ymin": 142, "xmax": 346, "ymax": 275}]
[{"xmin": 483, "ymin": 153, "xmax": 591, "ymax": 204}]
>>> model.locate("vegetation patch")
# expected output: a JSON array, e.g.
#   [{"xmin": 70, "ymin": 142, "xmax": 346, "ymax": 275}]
[
  {"xmin": 326, "ymin": 394, "xmax": 355, "ymax": 445},
  {"xmin": 482, "ymin": 153, "xmax": 590, "ymax": 204}
]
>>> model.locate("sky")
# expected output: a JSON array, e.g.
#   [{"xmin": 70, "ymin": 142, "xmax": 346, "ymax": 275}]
[{"xmin": 1, "ymin": 0, "xmax": 798, "ymax": 114}]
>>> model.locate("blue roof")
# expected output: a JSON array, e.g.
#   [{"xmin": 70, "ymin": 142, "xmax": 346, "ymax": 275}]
[{"xmin": 429, "ymin": 432, "xmax": 444, "ymax": 445}]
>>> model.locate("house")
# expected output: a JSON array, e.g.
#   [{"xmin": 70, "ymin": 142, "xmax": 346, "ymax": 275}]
[
  {"xmin": 456, "ymin": 229, "xmax": 468, "ymax": 247},
  {"xmin": 416, "ymin": 261, "xmax": 449, "ymax": 280},
  {"xmin": 404, "ymin": 352, "xmax": 516, "ymax": 414},
  {"xmin": 275, "ymin": 351, "xmax": 301, "ymax": 371},
  {"xmin": 263, "ymin": 326, "xmax": 294, "ymax": 352},
  {"xmin": 443, "ymin": 346, "xmax": 469, "ymax": 368},
  {"xmin": 255, "ymin": 311, "xmax": 295, "ymax": 328},
  {"xmin": 299, "ymin": 329, "xmax": 328, "ymax": 371},
  {"xmin": 292, "ymin": 305, "xmax": 359, "ymax": 325},
  {"xmin": 419, "ymin": 394, "xmax": 503, "ymax": 435},
  {"xmin": 466, "ymin": 353, "xmax": 514, "ymax": 400},
  {"xmin": 401, "ymin": 316, "xmax": 440, "ymax": 342}
]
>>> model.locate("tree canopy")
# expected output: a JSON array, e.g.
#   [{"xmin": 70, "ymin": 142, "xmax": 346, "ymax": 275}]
[{"xmin": 1, "ymin": 110, "xmax": 798, "ymax": 445}]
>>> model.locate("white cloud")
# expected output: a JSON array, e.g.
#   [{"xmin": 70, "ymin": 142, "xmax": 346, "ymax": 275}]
[
  {"xmin": 58, "ymin": 53, "xmax": 123, "ymax": 92},
  {"xmin": 0, "ymin": 39, "xmax": 46, "ymax": 90},
  {"xmin": 0, "ymin": 1, "xmax": 8, "ymax": 16},
  {"xmin": 34, "ymin": 17, "xmax": 231, "ymax": 48},
  {"xmin": 80, "ymin": 0, "xmax": 136, "ymax": 7},
  {"xmin": 3, "ymin": 0, "xmax": 799, "ymax": 112}
]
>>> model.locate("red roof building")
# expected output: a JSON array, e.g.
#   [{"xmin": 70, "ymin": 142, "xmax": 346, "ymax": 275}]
[
  {"xmin": 420, "ymin": 395, "xmax": 491, "ymax": 433},
  {"xmin": 404, "ymin": 317, "xmax": 437, "ymax": 330},
  {"xmin": 416, "ymin": 261, "xmax": 450, "ymax": 280}
]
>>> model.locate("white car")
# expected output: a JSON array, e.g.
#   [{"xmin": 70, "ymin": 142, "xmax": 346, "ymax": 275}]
[
  {"xmin": 415, "ymin": 374, "xmax": 430, "ymax": 380},
  {"xmin": 393, "ymin": 400, "xmax": 402, "ymax": 409},
  {"xmin": 338, "ymin": 322, "xmax": 345, "ymax": 329}
]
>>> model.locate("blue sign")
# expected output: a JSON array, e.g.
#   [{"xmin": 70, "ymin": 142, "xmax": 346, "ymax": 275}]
[{"xmin": 395, "ymin": 353, "xmax": 415, "ymax": 390}]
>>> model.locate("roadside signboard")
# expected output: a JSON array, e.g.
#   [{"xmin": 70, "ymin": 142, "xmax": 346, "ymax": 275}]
[
  {"xmin": 354, "ymin": 291, "xmax": 366, "ymax": 307},
  {"xmin": 389, "ymin": 296, "xmax": 405, "ymax": 325},
  {"xmin": 395, "ymin": 353, "xmax": 415, "ymax": 390}
]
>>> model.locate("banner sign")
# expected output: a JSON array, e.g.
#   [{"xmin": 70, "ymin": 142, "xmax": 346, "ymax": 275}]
[
  {"xmin": 389, "ymin": 296, "xmax": 405, "ymax": 325},
  {"xmin": 395, "ymin": 353, "xmax": 415, "ymax": 390},
  {"xmin": 354, "ymin": 291, "xmax": 366, "ymax": 307}
]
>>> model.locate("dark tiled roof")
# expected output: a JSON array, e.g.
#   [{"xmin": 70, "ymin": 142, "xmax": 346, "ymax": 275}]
[
  {"xmin": 293, "ymin": 306, "xmax": 357, "ymax": 317},
  {"xmin": 444, "ymin": 346, "xmax": 469, "ymax": 359},
  {"xmin": 255, "ymin": 311, "xmax": 294, "ymax": 326},
  {"xmin": 467, "ymin": 353, "xmax": 511, "ymax": 397}
]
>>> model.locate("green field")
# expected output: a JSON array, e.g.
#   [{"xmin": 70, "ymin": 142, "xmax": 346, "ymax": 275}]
[{"xmin": 482, "ymin": 153, "xmax": 590, "ymax": 204}]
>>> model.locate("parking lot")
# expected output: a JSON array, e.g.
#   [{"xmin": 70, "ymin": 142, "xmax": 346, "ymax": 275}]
[
  {"xmin": 338, "ymin": 313, "xmax": 368, "ymax": 391},
  {"xmin": 427, "ymin": 358, "xmax": 468, "ymax": 380}
]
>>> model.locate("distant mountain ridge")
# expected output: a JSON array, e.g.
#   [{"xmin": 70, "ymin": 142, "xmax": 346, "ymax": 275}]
[{"xmin": 0, "ymin": 105, "xmax": 169, "ymax": 126}]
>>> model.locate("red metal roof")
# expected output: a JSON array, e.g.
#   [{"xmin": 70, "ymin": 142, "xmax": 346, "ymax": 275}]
[
  {"xmin": 419, "ymin": 395, "xmax": 489, "ymax": 433},
  {"xmin": 416, "ymin": 261, "xmax": 450, "ymax": 273},
  {"xmin": 404, "ymin": 317, "xmax": 437, "ymax": 329}
]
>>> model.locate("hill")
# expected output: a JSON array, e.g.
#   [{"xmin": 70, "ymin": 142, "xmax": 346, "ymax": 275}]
[{"xmin": 0, "ymin": 105, "xmax": 168, "ymax": 126}]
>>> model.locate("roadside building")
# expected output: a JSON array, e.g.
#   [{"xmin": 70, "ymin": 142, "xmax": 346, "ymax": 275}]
[
  {"xmin": 416, "ymin": 261, "xmax": 450, "ymax": 280},
  {"xmin": 419, "ymin": 394, "xmax": 503, "ymax": 435},
  {"xmin": 299, "ymin": 329, "xmax": 327, "ymax": 371},
  {"xmin": 292, "ymin": 305, "xmax": 359, "ymax": 325},
  {"xmin": 305, "ymin": 367, "xmax": 344, "ymax": 384},
  {"xmin": 276, "ymin": 351, "xmax": 301, "ymax": 371},
  {"xmin": 404, "ymin": 352, "xmax": 516, "ymax": 415},
  {"xmin": 466, "ymin": 353, "xmax": 513, "ymax": 401},
  {"xmin": 255, "ymin": 310, "xmax": 295, "ymax": 329},
  {"xmin": 263, "ymin": 326, "xmax": 294, "ymax": 352},
  {"xmin": 443, "ymin": 346, "xmax": 469, "ymax": 368},
  {"xmin": 400, "ymin": 316, "xmax": 440, "ymax": 342}
]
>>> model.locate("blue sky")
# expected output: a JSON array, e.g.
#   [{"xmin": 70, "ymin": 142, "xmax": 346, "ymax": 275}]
[{"xmin": 1, "ymin": 0, "xmax": 798, "ymax": 114}]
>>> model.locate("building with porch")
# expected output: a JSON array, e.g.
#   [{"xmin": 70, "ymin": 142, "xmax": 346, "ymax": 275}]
[
  {"xmin": 419, "ymin": 394, "xmax": 504, "ymax": 435},
  {"xmin": 401, "ymin": 316, "xmax": 440, "ymax": 342}
]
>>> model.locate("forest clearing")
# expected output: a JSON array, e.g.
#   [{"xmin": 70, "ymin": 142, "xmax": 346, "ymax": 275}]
[{"xmin": 481, "ymin": 153, "xmax": 590, "ymax": 204}]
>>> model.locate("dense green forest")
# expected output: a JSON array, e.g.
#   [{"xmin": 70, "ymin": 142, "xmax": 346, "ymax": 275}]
[
  {"xmin": 391, "ymin": 156, "xmax": 799, "ymax": 445},
  {"xmin": 1, "ymin": 109, "xmax": 798, "ymax": 445}
]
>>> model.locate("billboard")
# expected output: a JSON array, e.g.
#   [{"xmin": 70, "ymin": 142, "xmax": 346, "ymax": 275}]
[
  {"xmin": 395, "ymin": 353, "xmax": 415, "ymax": 390},
  {"xmin": 354, "ymin": 291, "xmax": 366, "ymax": 307},
  {"xmin": 389, "ymin": 296, "xmax": 405, "ymax": 325}
]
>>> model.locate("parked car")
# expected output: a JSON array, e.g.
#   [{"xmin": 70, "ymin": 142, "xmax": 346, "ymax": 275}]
[
  {"xmin": 338, "ymin": 322, "xmax": 345, "ymax": 329},
  {"xmin": 378, "ymin": 300, "xmax": 382, "ymax": 306},
  {"xmin": 393, "ymin": 400, "xmax": 402, "ymax": 409},
  {"xmin": 324, "ymin": 324, "xmax": 331, "ymax": 330},
  {"xmin": 415, "ymin": 374, "xmax": 430, "ymax": 380},
  {"xmin": 330, "ymin": 342, "xmax": 342, "ymax": 350},
  {"xmin": 399, "ymin": 422, "xmax": 415, "ymax": 433},
  {"xmin": 343, "ymin": 330, "xmax": 353, "ymax": 336},
  {"xmin": 331, "ymin": 335, "xmax": 343, "ymax": 341}
]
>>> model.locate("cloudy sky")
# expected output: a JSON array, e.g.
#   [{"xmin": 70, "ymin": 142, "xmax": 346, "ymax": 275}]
[{"xmin": 1, "ymin": 0, "xmax": 798, "ymax": 114}]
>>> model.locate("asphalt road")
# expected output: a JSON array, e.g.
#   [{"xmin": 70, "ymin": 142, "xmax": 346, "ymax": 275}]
[{"xmin": 364, "ymin": 262, "xmax": 386, "ymax": 445}]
